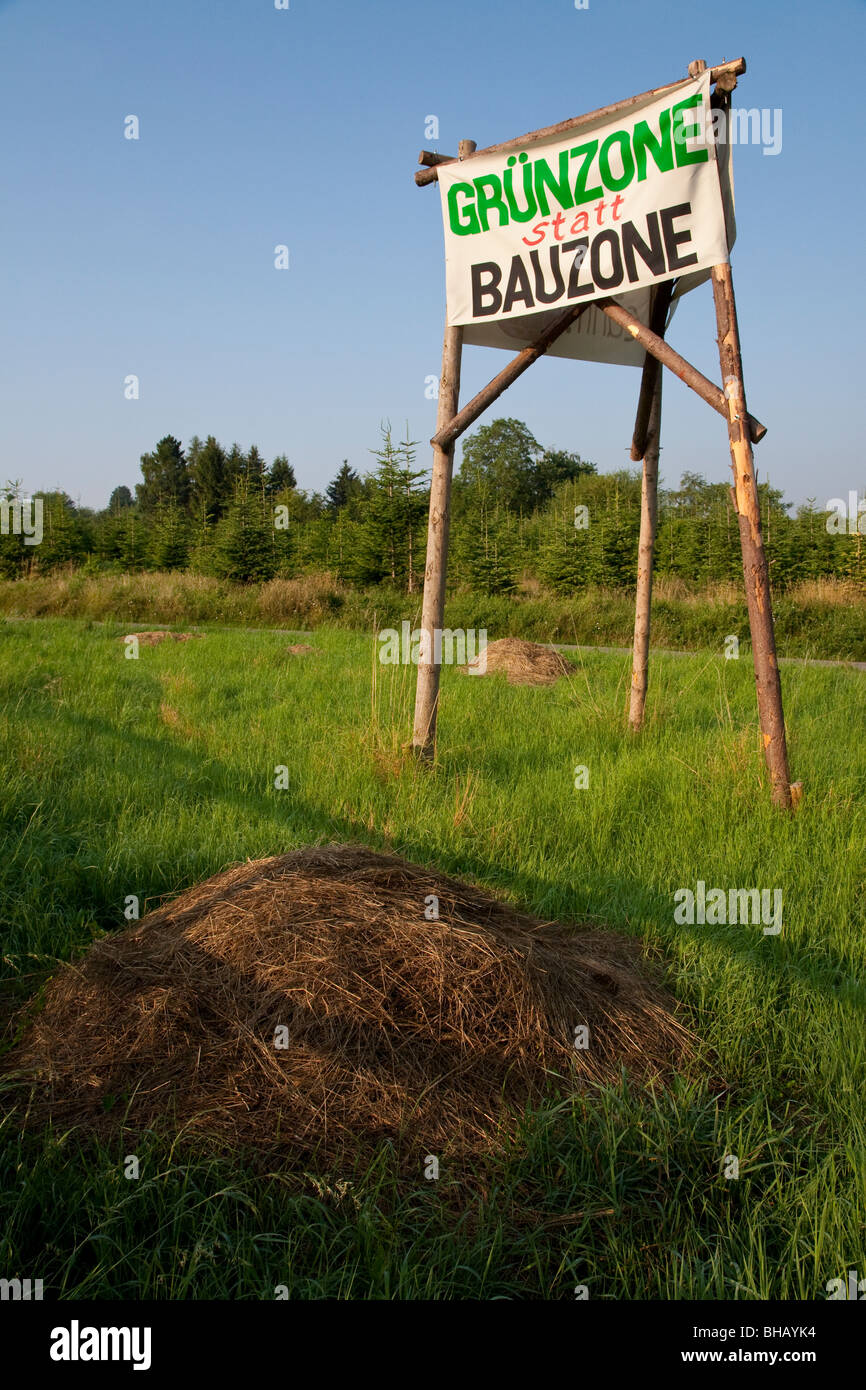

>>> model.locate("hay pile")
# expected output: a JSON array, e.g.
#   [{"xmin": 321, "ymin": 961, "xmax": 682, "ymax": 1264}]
[
  {"xmin": 6, "ymin": 846, "xmax": 693, "ymax": 1168},
  {"xmin": 462, "ymin": 637, "xmax": 577, "ymax": 685}
]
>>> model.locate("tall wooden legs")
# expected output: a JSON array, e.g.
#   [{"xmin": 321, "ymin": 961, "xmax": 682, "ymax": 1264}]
[
  {"xmin": 411, "ymin": 318, "xmax": 463, "ymax": 757},
  {"xmin": 629, "ymin": 369, "xmax": 663, "ymax": 731},
  {"xmin": 711, "ymin": 261, "xmax": 792, "ymax": 807},
  {"xmin": 628, "ymin": 282, "xmax": 672, "ymax": 732}
]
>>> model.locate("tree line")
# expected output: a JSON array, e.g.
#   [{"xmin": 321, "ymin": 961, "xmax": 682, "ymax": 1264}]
[{"xmin": 1, "ymin": 419, "xmax": 862, "ymax": 590}]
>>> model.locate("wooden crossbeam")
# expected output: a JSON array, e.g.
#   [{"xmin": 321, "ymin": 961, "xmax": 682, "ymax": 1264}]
[
  {"xmin": 430, "ymin": 304, "xmax": 590, "ymax": 451},
  {"xmin": 428, "ymin": 291, "xmax": 766, "ymax": 452},
  {"xmin": 597, "ymin": 298, "xmax": 767, "ymax": 444},
  {"xmin": 414, "ymin": 58, "xmax": 746, "ymax": 185}
]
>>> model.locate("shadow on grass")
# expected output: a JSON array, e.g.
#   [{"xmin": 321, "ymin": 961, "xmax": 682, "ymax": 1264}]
[{"xmin": 11, "ymin": 700, "xmax": 864, "ymax": 1024}]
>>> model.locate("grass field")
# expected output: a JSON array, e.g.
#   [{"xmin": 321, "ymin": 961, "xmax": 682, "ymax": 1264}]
[
  {"xmin": 1, "ymin": 617, "xmax": 863, "ymax": 1299},
  {"xmin": 1, "ymin": 571, "xmax": 865, "ymax": 661}
]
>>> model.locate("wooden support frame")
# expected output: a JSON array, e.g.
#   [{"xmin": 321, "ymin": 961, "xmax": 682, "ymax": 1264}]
[
  {"xmin": 630, "ymin": 304, "xmax": 668, "ymax": 463},
  {"xmin": 410, "ymin": 311, "xmax": 462, "ymax": 755},
  {"xmin": 597, "ymin": 299, "xmax": 767, "ymax": 444},
  {"xmin": 432, "ymin": 304, "xmax": 590, "ymax": 451},
  {"xmin": 415, "ymin": 58, "xmax": 747, "ymax": 185},
  {"xmin": 628, "ymin": 280, "xmax": 674, "ymax": 732},
  {"xmin": 712, "ymin": 259, "xmax": 792, "ymax": 806},
  {"xmin": 412, "ymin": 140, "xmax": 475, "ymax": 757},
  {"xmin": 410, "ymin": 62, "xmax": 796, "ymax": 805},
  {"xmin": 430, "ymin": 300, "xmax": 766, "ymax": 454}
]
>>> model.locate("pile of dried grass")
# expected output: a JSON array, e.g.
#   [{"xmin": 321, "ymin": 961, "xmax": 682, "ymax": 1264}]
[
  {"xmin": 5, "ymin": 846, "xmax": 694, "ymax": 1169},
  {"xmin": 462, "ymin": 637, "xmax": 577, "ymax": 685}
]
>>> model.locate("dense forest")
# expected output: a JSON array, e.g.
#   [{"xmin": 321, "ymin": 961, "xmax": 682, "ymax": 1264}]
[{"xmin": 2, "ymin": 419, "xmax": 863, "ymax": 592}]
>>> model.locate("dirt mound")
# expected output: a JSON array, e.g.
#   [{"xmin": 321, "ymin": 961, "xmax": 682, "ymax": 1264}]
[
  {"xmin": 462, "ymin": 637, "xmax": 577, "ymax": 685},
  {"xmin": 5, "ymin": 845, "xmax": 694, "ymax": 1169},
  {"xmin": 123, "ymin": 631, "xmax": 203, "ymax": 647}
]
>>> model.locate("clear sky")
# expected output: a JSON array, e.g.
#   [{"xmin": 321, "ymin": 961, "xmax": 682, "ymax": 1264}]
[{"xmin": 1, "ymin": 0, "xmax": 863, "ymax": 509}]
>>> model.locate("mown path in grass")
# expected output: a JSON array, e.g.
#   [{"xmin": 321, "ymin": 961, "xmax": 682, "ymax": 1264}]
[
  {"xmin": 0, "ymin": 619, "xmax": 863, "ymax": 1300},
  {"xmin": 555, "ymin": 642, "xmax": 866, "ymax": 672},
  {"xmin": 114, "ymin": 621, "xmax": 866, "ymax": 672}
]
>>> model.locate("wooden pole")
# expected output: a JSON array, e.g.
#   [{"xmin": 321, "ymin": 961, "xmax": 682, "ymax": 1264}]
[
  {"xmin": 411, "ymin": 321, "xmax": 462, "ymax": 755},
  {"xmin": 628, "ymin": 281, "xmax": 672, "ymax": 731},
  {"xmin": 629, "ymin": 282, "xmax": 674, "ymax": 462},
  {"xmin": 598, "ymin": 298, "xmax": 767, "ymax": 444},
  {"xmin": 711, "ymin": 261, "xmax": 792, "ymax": 807},
  {"xmin": 414, "ymin": 58, "xmax": 746, "ymax": 185},
  {"xmin": 628, "ymin": 374, "xmax": 662, "ymax": 732},
  {"xmin": 412, "ymin": 142, "xmax": 475, "ymax": 757},
  {"xmin": 418, "ymin": 150, "xmax": 454, "ymax": 167},
  {"xmin": 432, "ymin": 303, "xmax": 590, "ymax": 451},
  {"xmin": 630, "ymin": 348, "xmax": 662, "ymax": 464}
]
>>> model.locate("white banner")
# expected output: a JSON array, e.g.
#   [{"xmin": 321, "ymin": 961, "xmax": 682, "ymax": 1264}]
[{"xmin": 437, "ymin": 73, "xmax": 733, "ymax": 366}]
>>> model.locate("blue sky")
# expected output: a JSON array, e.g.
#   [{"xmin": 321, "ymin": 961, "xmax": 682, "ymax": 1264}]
[{"xmin": 1, "ymin": 0, "xmax": 863, "ymax": 509}]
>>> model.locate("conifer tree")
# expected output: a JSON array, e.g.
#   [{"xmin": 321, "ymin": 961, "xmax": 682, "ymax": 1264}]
[
  {"xmin": 32, "ymin": 492, "xmax": 85, "ymax": 571},
  {"xmin": 245, "ymin": 445, "xmax": 267, "ymax": 492},
  {"xmin": 223, "ymin": 444, "xmax": 246, "ymax": 503},
  {"xmin": 190, "ymin": 436, "xmax": 227, "ymax": 522},
  {"xmin": 136, "ymin": 436, "xmax": 189, "ymax": 513},
  {"xmin": 537, "ymin": 478, "xmax": 595, "ymax": 591},
  {"xmin": 325, "ymin": 462, "xmax": 361, "ymax": 514},
  {"xmin": 148, "ymin": 501, "xmax": 189, "ymax": 571},
  {"xmin": 116, "ymin": 505, "xmax": 142, "ymax": 572},
  {"xmin": 0, "ymin": 481, "xmax": 26, "ymax": 577},
  {"xmin": 451, "ymin": 491, "xmax": 520, "ymax": 594},
  {"xmin": 108, "ymin": 485, "xmax": 134, "ymax": 513},
  {"xmin": 212, "ymin": 473, "xmax": 275, "ymax": 583},
  {"xmin": 268, "ymin": 454, "xmax": 296, "ymax": 494},
  {"xmin": 351, "ymin": 426, "xmax": 428, "ymax": 589}
]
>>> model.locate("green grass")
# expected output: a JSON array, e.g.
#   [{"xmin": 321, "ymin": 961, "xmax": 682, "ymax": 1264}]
[
  {"xmin": 0, "ymin": 618, "xmax": 863, "ymax": 1299},
  {"xmin": 1, "ymin": 569, "xmax": 864, "ymax": 660}
]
